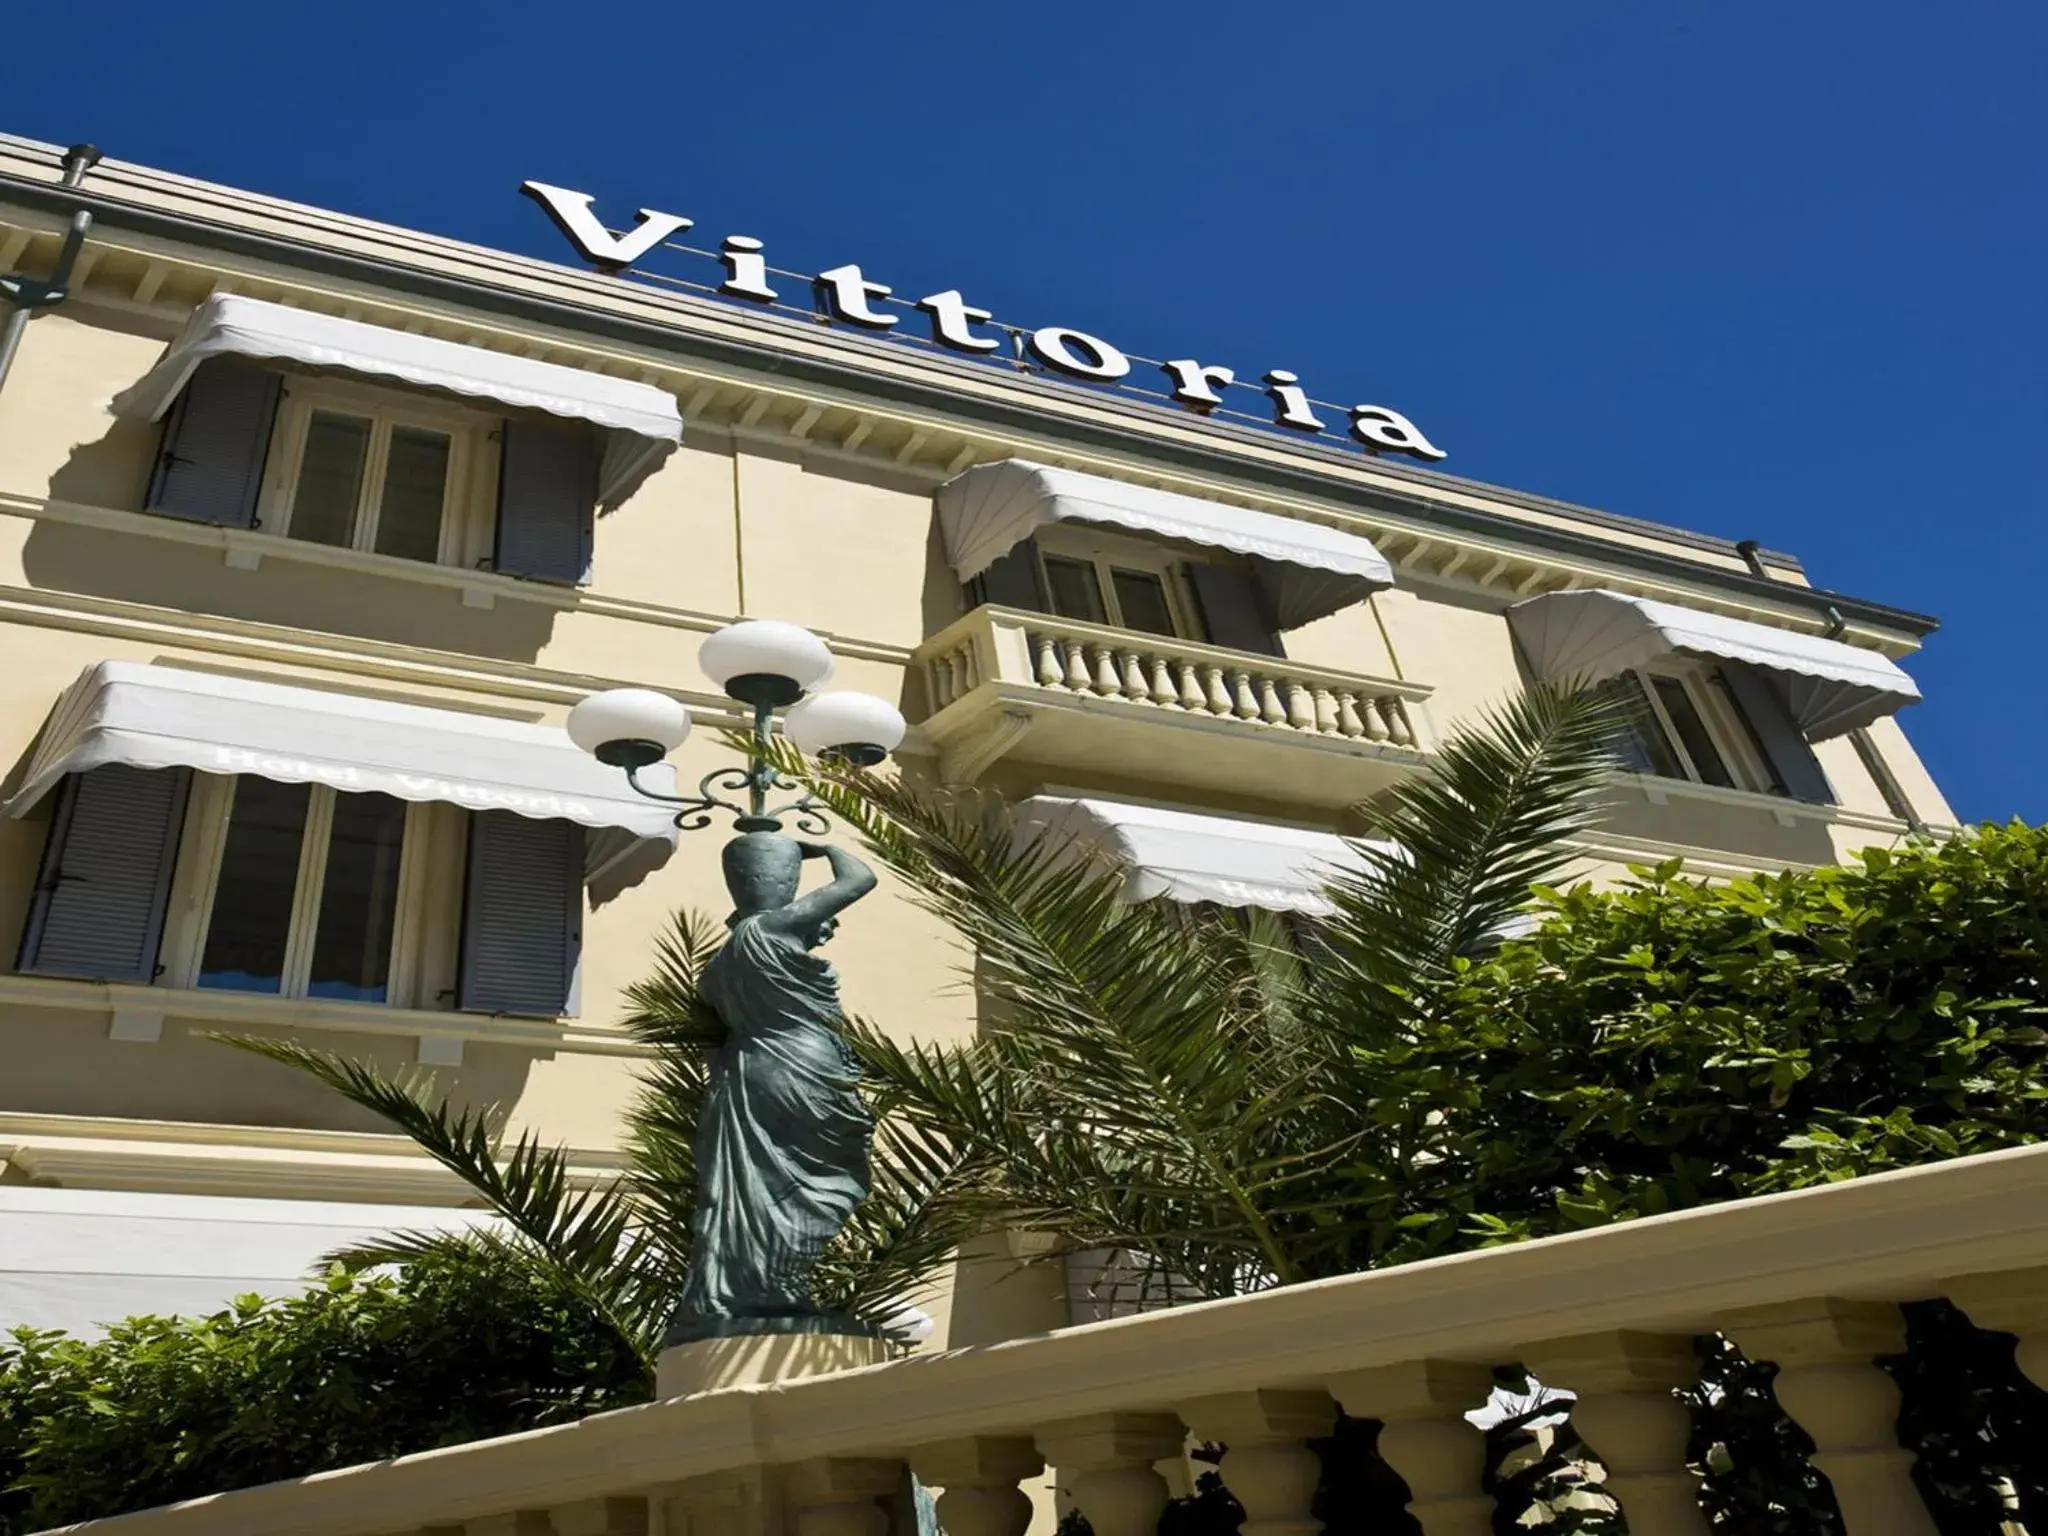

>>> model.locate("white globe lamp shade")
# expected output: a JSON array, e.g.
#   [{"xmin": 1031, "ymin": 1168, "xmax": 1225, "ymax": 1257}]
[
  {"xmin": 783, "ymin": 691, "xmax": 907, "ymax": 766},
  {"xmin": 566, "ymin": 688, "xmax": 692, "ymax": 769},
  {"xmin": 698, "ymin": 620, "xmax": 834, "ymax": 706}
]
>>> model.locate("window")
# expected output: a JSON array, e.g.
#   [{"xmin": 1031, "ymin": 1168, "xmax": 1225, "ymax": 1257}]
[
  {"xmin": 144, "ymin": 360, "xmax": 604, "ymax": 584},
  {"xmin": 259, "ymin": 380, "xmax": 492, "ymax": 567},
  {"xmin": 1037, "ymin": 544, "xmax": 1187, "ymax": 638},
  {"xmin": 166, "ymin": 776, "xmax": 425, "ymax": 1003},
  {"xmin": 1599, "ymin": 664, "xmax": 1785, "ymax": 796}
]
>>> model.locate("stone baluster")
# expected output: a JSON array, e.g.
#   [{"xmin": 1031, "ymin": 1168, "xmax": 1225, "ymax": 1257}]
[
  {"xmin": 1204, "ymin": 665, "xmax": 1234, "ymax": 715},
  {"xmin": 1035, "ymin": 636, "xmax": 1063, "ymax": 688},
  {"xmin": 1063, "ymin": 641, "xmax": 1092, "ymax": 692},
  {"xmin": 1521, "ymin": 1332, "xmax": 1709, "ymax": 1536},
  {"xmin": 1334, "ymin": 691, "xmax": 1366, "ymax": 738},
  {"xmin": 1178, "ymin": 1390, "xmax": 1337, "ymax": 1536},
  {"xmin": 1282, "ymin": 683, "xmax": 1316, "ymax": 730},
  {"xmin": 1092, "ymin": 646, "xmax": 1123, "ymax": 696},
  {"xmin": 1120, "ymin": 651, "xmax": 1151, "ymax": 702},
  {"xmin": 1358, "ymin": 696, "xmax": 1391, "ymax": 742},
  {"xmin": 1150, "ymin": 655, "xmax": 1178, "ymax": 706},
  {"xmin": 1257, "ymin": 677, "xmax": 1288, "ymax": 725},
  {"xmin": 1230, "ymin": 670, "xmax": 1260, "ymax": 719},
  {"xmin": 1177, "ymin": 661, "xmax": 1208, "ymax": 711},
  {"xmin": 548, "ymin": 1499, "xmax": 649, "ymax": 1535},
  {"xmin": 1385, "ymin": 699, "xmax": 1416, "ymax": 747},
  {"xmin": 950, "ymin": 649, "xmax": 973, "ymax": 701},
  {"xmin": 1719, "ymin": 1299, "xmax": 1937, "ymax": 1536},
  {"xmin": 906, "ymin": 1436, "xmax": 1044, "ymax": 1536},
  {"xmin": 1945, "ymin": 1266, "xmax": 2048, "ymax": 1389},
  {"xmin": 783, "ymin": 1458, "xmax": 905, "ymax": 1536},
  {"xmin": 1036, "ymin": 1413, "xmax": 1187, "ymax": 1536},
  {"xmin": 1311, "ymin": 687, "xmax": 1340, "ymax": 734},
  {"xmin": 1327, "ymin": 1361, "xmax": 1494, "ymax": 1536}
]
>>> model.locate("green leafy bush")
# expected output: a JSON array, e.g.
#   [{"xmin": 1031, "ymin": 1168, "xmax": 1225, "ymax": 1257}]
[
  {"xmin": 0, "ymin": 1245, "xmax": 649, "ymax": 1532},
  {"xmin": 1374, "ymin": 820, "xmax": 2048, "ymax": 1257}
]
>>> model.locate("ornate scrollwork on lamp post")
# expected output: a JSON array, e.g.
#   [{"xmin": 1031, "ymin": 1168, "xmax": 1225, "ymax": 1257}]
[{"xmin": 566, "ymin": 621, "xmax": 907, "ymax": 1348}]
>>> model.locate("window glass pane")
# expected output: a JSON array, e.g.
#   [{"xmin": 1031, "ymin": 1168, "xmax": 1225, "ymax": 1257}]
[
  {"xmin": 1042, "ymin": 555, "xmax": 1106, "ymax": 623},
  {"xmin": 289, "ymin": 411, "xmax": 370, "ymax": 547},
  {"xmin": 1591, "ymin": 676, "xmax": 1680, "ymax": 777},
  {"xmin": 374, "ymin": 425, "xmax": 450, "ymax": 562},
  {"xmin": 1709, "ymin": 669, "xmax": 1787, "ymax": 794},
  {"xmin": 198, "ymin": 779, "xmax": 311, "ymax": 993},
  {"xmin": 306, "ymin": 792, "xmax": 407, "ymax": 1002},
  {"xmin": 1652, "ymin": 675, "xmax": 1736, "ymax": 788},
  {"xmin": 1110, "ymin": 569, "xmax": 1176, "ymax": 636}
]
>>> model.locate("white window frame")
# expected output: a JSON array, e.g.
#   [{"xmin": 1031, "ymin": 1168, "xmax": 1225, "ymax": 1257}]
[
  {"xmin": 1032, "ymin": 524, "xmax": 1205, "ymax": 638},
  {"xmin": 157, "ymin": 776, "xmax": 466, "ymax": 1008},
  {"xmin": 255, "ymin": 374, "xmax": 499, "ymax": 569},
  {"xmin": 1628, "ymin": 661, "xmax": 1777, "ymax": 795}
]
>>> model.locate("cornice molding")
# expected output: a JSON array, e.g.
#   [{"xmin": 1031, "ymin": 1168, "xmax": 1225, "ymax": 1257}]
[{"xmin": 0, "ymin": 168, "xmax": 1939, "ymax": 644}]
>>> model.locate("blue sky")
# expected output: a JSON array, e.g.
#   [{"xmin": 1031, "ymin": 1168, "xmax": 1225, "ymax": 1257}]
[{"xmin": 9, "ymin": 2, "xmax": 2040, "ymax": 820}]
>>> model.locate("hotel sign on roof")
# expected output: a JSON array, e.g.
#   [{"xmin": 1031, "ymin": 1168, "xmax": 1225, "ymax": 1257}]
[{"xmin": 520, "ymin": 181, "xmax": 1448, "ymax": 465}]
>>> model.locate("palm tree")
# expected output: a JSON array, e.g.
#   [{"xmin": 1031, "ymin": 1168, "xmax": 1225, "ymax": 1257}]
[
  {"xmin": 787, "ymin": 682, "xmax": 1623, "ymax": 1303},
  {"xmin": 223, "ymin": 681, "xmax": 1619, "ymax": 1358}
]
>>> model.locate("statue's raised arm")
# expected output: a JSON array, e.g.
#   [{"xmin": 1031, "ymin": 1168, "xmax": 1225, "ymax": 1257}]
[{"xmin": 757, "ymin": 841, "xmax": 876, "ymax": 944}]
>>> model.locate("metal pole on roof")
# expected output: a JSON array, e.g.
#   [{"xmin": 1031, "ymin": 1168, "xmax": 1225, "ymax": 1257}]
[{"xmin": 0, "ymin": 142, "xmax": 103, "ymax": 395}]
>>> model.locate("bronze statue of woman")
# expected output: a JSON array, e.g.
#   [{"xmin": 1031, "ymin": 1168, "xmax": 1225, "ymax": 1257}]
[{"xmin": 668, "ymin": 829, "xmax": 880, "ymax": 1343}]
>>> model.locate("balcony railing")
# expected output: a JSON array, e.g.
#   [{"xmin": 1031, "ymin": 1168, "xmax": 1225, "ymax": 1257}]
[
  {"xmin": 56, "ymin": 1141, "xmax": 2048, "ymax": 1536},
  {"xmin": 912, "ymin": 606, "xmax": 1434, "ymax": 793}
]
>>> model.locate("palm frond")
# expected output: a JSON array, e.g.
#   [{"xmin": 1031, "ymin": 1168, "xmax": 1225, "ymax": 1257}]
[
  {"xmin": 212, "ymin": 1034, "xmax": 670, "ymax": 1359},
  {"xmin": 1311, "ymin": 683, "xmax": 1621, "ymax": 1029}
]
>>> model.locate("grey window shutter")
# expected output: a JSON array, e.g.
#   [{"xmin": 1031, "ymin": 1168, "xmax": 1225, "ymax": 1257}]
[
  {"xmin": 495, "ymin": 418, "xmax": 597, "ymax": 583},
  {"xmin": 18, "ymin": 765, "xmax": 190, "ymax": 982},
  {"xmin": 1186, "ymin": 562, "xmax": 1284, "ymax": 657},
  {"xmin": 458, "ymin": 811, "xmax": 584, "ymax": 1016},
  {"xmin": 143, "ymin": 360, "xmax": 281, "ymax": 528},
  {"xmin": 1720, "ymin": 665, "xmax": 1836, "ymax": 805},
  {"xmin": 973, "ymin": 538, "xmax": 1045, "ymax": 609}
]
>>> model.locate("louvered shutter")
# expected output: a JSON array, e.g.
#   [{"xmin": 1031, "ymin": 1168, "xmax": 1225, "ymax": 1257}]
[
  {"xmin": 143, "ymin": 360, "xmax": 280, "ymax": 527},
  {"xmin": 1721, "ymin": 665, "xmax": 1836, "ymax": 805},
  {"xmin": 1186, "ymin": 563, "xmax": 1284, "ymax": 657},
  {"xmin": 457, "ymin": 811, "xmax": 584, "ymax": 1016},
  {"xmin": 974, "ymin": 539, "xmax": 1045, "ymax": 609},
  {"xmin": 18, "ymin": 765, "xmax": 190, "ymax": 982},
  {"xmin": 494, "ymin": 418, "xmax": 597, "ymax": 583}
]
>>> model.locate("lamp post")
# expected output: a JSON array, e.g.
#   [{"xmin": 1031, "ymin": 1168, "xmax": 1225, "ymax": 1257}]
[
  {"xmin": 565, "ymin": 618, "xmax": 906, "ymax": 835},
  {"xmin": 564, "ymin": 621, "xmax": 907, "ymax": 1364}
]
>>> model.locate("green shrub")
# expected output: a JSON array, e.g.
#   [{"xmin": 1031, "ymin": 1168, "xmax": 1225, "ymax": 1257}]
[
  {"xmin": 1374, "ymin": 820, "xmax": 2048, "ymax": 1258},
  {"xmin": 0, "ymin": 1245, "xmax": 649, "ymax": 1532}
]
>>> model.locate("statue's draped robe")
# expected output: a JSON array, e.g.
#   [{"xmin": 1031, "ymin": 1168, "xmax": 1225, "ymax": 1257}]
[{"xmin": 678, "ymin": 914, "xmax": 873, "ymax": 1327}]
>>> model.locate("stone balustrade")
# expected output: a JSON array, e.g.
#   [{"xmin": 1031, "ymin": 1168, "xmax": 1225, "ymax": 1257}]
[
  {"xmin": 39, "ymin": 1142, "xmax": 2048, "ymax": 1536},
  {"xmin": 916, "ymin": 606, "xmax": 1430, "ymax": 752}
]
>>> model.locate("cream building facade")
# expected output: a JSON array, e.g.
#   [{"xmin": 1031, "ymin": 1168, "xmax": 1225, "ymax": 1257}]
[{"xmin": 0, "ymin": 133, "xmax": 1953, "ymax": 1345}]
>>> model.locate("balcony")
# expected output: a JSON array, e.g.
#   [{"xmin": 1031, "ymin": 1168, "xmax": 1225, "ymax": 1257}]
[
  {"xmin": 61, "ymin": 1141, "xmax": 2048, "ymax": 1535},
  {"xmin": 911, "ymin": 605, "xmax": 1435, "ymax": 805}
]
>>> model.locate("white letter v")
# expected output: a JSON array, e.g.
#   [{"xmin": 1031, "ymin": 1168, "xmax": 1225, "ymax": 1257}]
[{"xmin": 520, "ymin": 181, "xmax": 693, "ymax": 272}]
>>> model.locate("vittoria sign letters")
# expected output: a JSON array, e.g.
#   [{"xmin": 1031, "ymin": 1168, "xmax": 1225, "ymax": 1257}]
[{"xmin": 520, "ymin": 181, "xmax": 1447, "ymax": 463}]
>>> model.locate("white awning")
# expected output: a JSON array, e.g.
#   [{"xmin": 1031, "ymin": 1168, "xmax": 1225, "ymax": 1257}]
[
  {"xmin": 0, "ymin": 1186, "xmax": 493, "ymax": 1337},
  {"xmin": 937, "ymin": 459, "xmax": 1395, "ymax": 628},
  {"xmin": 5, "ymin": 662, "xmax": 678, "ymax": 904},
  {"xmin": 111, "ymin": 295, "xmax": 683, "ymax": 510},
  {"xmin": 1506, "ymin": 589, "xmax": 1922, "ymax": 741},
  {"xmin": 1015, "ymin": 796, "xmax": 1394, "ymax": 915}
]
